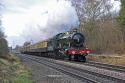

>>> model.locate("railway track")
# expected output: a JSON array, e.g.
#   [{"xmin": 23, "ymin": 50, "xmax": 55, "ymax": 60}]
[
  {"xmin": 62, "ymin": 60, "xmax": 125, "ymax": 73},
  {"xmin": 85, "ymin": 61, "xmax": 125, "ymax": 73},
  {"xmin": 20, "ymin": 54, "xmax": 125, "ymax": 83}
]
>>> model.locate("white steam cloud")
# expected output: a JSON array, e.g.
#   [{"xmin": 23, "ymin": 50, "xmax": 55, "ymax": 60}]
[
  {"xmin": 22, "ymin": 0, "xmax": 79, "ymax": 43},
  {"xmin": 2, "ymin": 0, "xmax": 120, "ymax": 47},
  {"xmin": 2, "ymin": 0, "xmax": 79, "ymax": 46}
]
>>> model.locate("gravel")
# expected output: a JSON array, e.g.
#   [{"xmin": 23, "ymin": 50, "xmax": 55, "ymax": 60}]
[
  {"xmin": 18, "ymin": 54, "xmax": 125, "ymax": 83},
  {"xmin": 54, "ymin": 60, "xmax": 125, "ymax": 80},
  {"xmin": 19, "ymin": 54, "xmax": 85, "ymax": 83}
]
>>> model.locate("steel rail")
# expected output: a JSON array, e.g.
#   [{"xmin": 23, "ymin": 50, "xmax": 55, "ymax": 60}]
[
  {"xmin": 85, "ymin": 61, "xmax": 125, "ymax": 72},
  {"xmin": 20, "ymin": 54, "xmax": 125, "ymax": 83},
  {"xmin": 62, "ymin": 60, "xmax": 125, "ymax": 73},
  {"xmin": 21, "ymin": 55, "xmax": 100, "ymax": 83}
]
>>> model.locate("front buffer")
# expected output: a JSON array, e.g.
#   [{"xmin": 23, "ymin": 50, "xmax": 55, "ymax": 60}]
[{"xmin": 66, "ymin": 48, "xmax": 91, "ymax": 62}]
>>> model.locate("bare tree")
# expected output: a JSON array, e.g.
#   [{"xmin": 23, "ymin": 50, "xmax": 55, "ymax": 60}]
[
  {"xmin": 71, "ymin": 0, "xmax": 124, "ymax": 54},
  {"xmin": 71, "ymin": 0, "xmax": 113, "ymax": 27}
]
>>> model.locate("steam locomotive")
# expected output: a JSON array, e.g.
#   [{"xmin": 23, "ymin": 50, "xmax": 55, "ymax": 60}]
[{"xmin": 21, "ymin": 29, "xmax": 91, "ymax": 62}]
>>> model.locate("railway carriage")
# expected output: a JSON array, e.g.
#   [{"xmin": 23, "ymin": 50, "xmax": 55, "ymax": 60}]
[{"xmin": 21, "ymin": 29, "xmax": 91, "ymax": 62}]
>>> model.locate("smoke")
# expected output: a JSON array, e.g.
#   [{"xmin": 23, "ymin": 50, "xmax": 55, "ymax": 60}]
[
  {"xmin": 22, "ymin": 0, "xmax": 79, "ymax": 43},
  {"xmin": 1, "ymin": 0, "xmax": 121, "ymax": 47}
]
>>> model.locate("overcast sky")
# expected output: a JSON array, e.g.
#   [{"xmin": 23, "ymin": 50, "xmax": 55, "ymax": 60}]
[{"xmin": 1, "ymin": 0, "xmax": 121, "ymax": 47}]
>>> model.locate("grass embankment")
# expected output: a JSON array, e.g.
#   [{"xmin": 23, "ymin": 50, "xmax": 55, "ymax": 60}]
[
  {"xmin": 0, "ymin": 54, "xmax": 32, "ymax": 83},
  {"xmin": 87, "ymin": 54, "xmax": 125, "ymax": 66}
]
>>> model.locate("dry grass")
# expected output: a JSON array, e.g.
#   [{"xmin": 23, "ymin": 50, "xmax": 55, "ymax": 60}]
[
  {"xmin": 87, "ymin": 54, "xmax": 125, "ymax": 66},
  {"xmin": 0, "ymin": 54, "xmax": 32, "ymax": 83}
]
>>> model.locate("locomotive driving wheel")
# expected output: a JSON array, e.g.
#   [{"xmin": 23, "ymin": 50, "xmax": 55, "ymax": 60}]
[
  {"xmin": 82, "ymin": 56, "xmax": 86, "ymax": 62},
  {"xmin": 74, "ymin": 54, "xmax": 78, "ymax": 61},
  {"xmin": 54, "ymin": 49, "xmax": 65, "ymax": 59},
  {"xmin": 68, "ymin": 54, "xmax": 72, "ymax": 61},
  {"xmin": 79, "ymin": 56, "xmax": 86, "ymax": 62}
]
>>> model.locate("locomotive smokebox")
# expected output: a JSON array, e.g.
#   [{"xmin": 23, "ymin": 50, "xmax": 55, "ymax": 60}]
[{"xmin": 71, "ymin": 33, "xmax": 85, "ymax": 47}]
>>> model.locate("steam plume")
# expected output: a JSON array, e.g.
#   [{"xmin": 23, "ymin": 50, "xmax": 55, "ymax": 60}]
[{"xmin": 23, "ymin": 0, "xmax": 79, "ymax": 43}]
